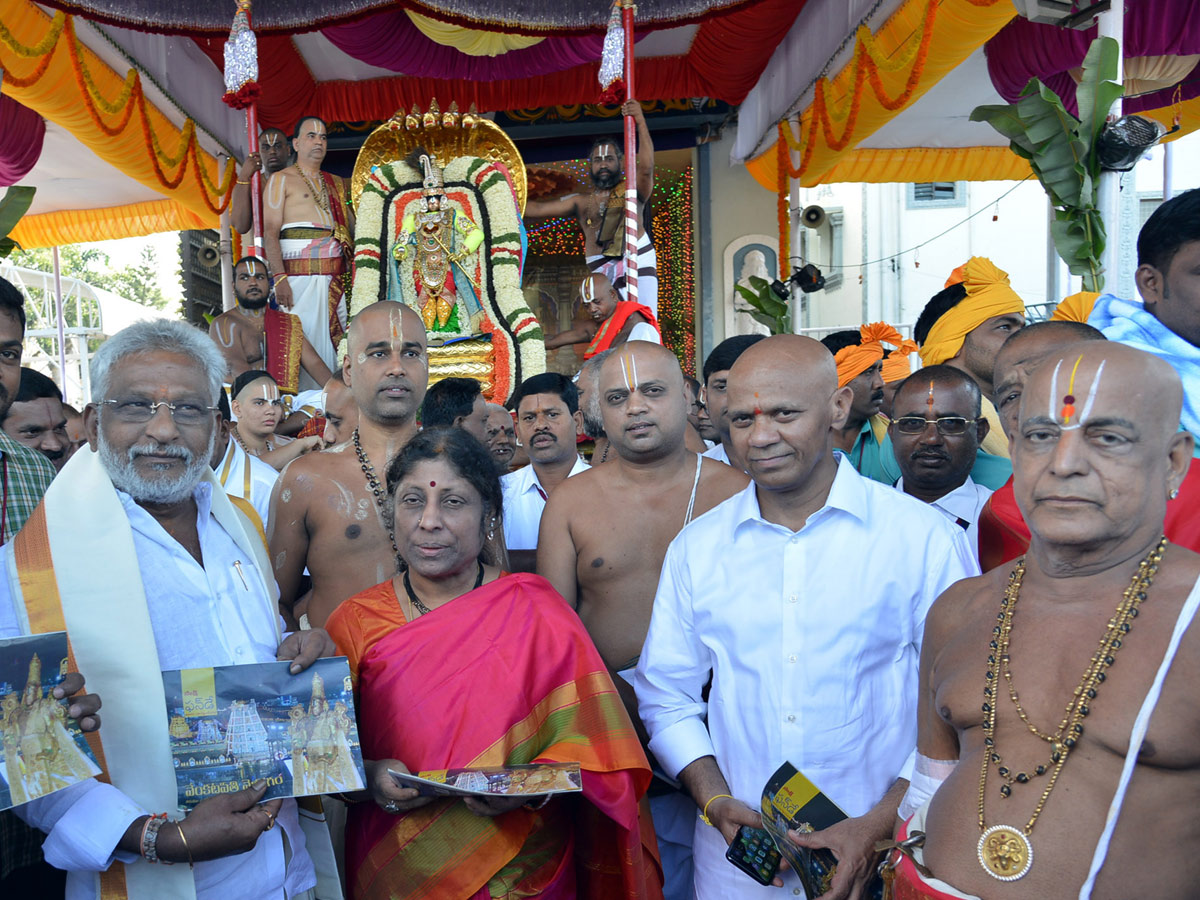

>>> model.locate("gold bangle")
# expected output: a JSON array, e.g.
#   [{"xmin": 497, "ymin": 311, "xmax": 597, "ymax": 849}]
[
  {"xmin": 700, "ymin": 793, "xmax": 733, "ymax": 827},
  {"xmin": 236, "ymin": 179, "xmax": 250, "ymax": 185},
  {"xmin": 274, "ymin": 274, "xmax": 288, "ymax": 282},
  {"xmin": 176, "ymin": 821, "xmax": 194, "ymax": 869}
]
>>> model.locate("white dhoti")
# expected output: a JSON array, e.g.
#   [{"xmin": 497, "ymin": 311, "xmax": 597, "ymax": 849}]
[
  {"xmin": 588, "ymin": 232, "xmax": 659, "ymax": 317},
  {"xmin": 280, "ymin": 221, "xmax": 348, "ymax": 375}
]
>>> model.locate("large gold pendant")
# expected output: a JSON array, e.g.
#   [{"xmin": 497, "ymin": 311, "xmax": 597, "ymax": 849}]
[{"xmin": 977, "ymin": 825, "xmax": 1032, "ymax": 881}]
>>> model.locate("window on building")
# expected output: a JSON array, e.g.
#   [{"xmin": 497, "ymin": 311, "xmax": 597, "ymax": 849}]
[{"xmin": 908, "ymin": 182, "xmax": 965, "ymax": 208}]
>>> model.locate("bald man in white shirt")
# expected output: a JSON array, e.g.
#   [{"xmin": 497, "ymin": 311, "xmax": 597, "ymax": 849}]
[{"xmin": 635, "ymin": 335, "xmax": 978, "ymax": 899}]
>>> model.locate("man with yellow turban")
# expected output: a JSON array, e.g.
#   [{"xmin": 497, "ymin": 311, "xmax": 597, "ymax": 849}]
[
  {"xmin": 914, "ymin": 257, "xmax": 1026, "ymax": 458},
  {"xmin": 821, "ymin": 323, "xmax": 908, "ymax": 484}
]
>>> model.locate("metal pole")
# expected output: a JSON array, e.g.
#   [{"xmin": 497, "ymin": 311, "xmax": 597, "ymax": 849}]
[
  {"xmin": 51, "ymin": 246, "xmax": 68, "ymax": 384},
  {"xmin": 621, "ymin": 0, "xmax": 639, "ymax": 308},
  {"xmin": 1097, "ymin": 2, "xmax": 1124, "ymax": 292},
  {"xmin": 1163, "ymin": 141, "xmax": 1174, "ymax": 201},
  {"xmin": 245, "ymin": 3, "xmax": 264, "ymax": 256},
  {"xmin": 219, "ymin": 197, "xmax": 236, "ymax": 312}
]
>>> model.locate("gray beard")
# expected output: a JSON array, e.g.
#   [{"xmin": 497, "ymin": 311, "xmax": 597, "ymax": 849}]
[{"xmin": 99, "ymin": 433, "xmax": 215, "ymax": 505}]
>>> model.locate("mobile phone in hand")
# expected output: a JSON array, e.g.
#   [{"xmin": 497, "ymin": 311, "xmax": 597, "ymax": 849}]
[{"xmin": 725, "ymin": 824, "xmax": 782, "ymax": 885}]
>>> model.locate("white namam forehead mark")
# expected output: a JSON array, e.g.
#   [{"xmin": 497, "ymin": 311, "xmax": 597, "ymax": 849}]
[
  {"xmin": 260, "ymin": 383, "xmax": 279, "ymax": 401},
  {"xmin": 580, "ymin": 275, "xmax": 595, "ymax": 303},
  {"xmin": 1047, "ymin": 355, "xmax": 1107, "ymax": 431},
  {"xmin": 263, "ymin": 132, "xmax": 281, "ymax": 147},
  {"xmin": 592, "ymin": 143, "xmax": 618, "ymax": 158},
  {"xmin": 618, "ymin": 352, "xmax": 639, "ymax": 393},
  {"xmin": 242, "ymin": 259, "xmax": 261, "ymax": 276}
]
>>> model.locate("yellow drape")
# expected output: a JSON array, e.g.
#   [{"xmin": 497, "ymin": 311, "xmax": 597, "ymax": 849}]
[
  {"xmin": 404, "ymin": 10, "xmax": 543, "ymax": 57},
  {"xmin": 0, "ymin": 0, "xmax": 230, "ymax": 229},
  {"xmin": 10, "ymin": 199, "xmax": 213, "ymax": 249}
]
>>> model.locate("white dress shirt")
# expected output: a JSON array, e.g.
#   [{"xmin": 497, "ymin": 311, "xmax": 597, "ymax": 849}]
[
  {"xmin": 216, "ymin": 438, "xmax": 281, "ymax": 531},
  {"xmin": 635, "ymin": 457, "xmax": 979, "ymax": 898},
  {"xmin": 895, "ymin": 475, "xmax": 993, "ymax": 564},
  {"xmin": 0, "ymin": 483, "xmax": 315, "ymax": 900},
  {"xmin": 500, "ymin": 456, "xmax": 589, "ymax": 551}
]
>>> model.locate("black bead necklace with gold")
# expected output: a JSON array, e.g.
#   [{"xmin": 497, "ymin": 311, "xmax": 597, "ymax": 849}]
[
  {"xmin": 976, "ymin": 535, "xmax": 1167, "ymax": 882},
  {"xmin": 352, "ymin": 427, "xmax": 398, "ymax": 556}
]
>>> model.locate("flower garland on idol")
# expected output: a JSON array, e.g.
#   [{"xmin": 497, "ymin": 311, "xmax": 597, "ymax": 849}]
[{"xmin": 351, "ymin": 156, "xmax": 545, "ymax": 404}]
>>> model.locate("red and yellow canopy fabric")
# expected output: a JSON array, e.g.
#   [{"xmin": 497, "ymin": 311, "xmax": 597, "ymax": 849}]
[{"xmin": 0, "ymin": 0, "xmax": 807, "ymax": 246}]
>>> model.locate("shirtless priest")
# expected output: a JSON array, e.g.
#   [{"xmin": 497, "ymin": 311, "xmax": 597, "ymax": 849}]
[
  {"xmin": 209, "ymin": 256, "xmax": 333, "ymax": 394},
  {"xmin": 894, "ymin": 341, "xmax": 1200, "ymax": 899},
  {"xmin": 262, "ymin": 116, "xmax": 354, "ymax": 376},
  {"xmin": 269, "ymin": 301, "xmax": 428, "ymax": 629},
  {"xmin": 538, "ymin": 341, "xmax": 748, "ymax": 900}
]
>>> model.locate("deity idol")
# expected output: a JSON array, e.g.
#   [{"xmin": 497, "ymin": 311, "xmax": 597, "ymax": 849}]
[
  {"xmin": 288, "ymin": 671, "xmax": 362, "ymax": 794},
  {"xmin": 0, "ymin": 653, "xmax": 100, "ymax": 804},
  {"xmin": 391, "ymin": 154, "xmax": 486, "ymax": 334}
]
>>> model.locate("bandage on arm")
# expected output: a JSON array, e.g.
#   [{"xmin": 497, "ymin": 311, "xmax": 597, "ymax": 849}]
[{"xmin": 897, "ymin": 753, "xmax": 958, "ymax": 821}]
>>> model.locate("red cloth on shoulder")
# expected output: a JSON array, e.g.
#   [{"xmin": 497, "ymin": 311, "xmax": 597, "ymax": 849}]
[{"xmin": 979, "ymin": 465, "xmax": 1200, "ymax": 572}]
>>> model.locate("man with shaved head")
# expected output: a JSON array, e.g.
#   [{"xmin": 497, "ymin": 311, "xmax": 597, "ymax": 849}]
[
  {"xmin": 543, "ymin": 272, "xmax": 660, "ymax": 359},
  {"xmin": 890, "ymin": 365, "xmax": 993, "ymax": 562},
  {"xmin": 269, "ymin": 301, "xmax": 428, "ymax": 628},
  {"xmin": 894, "ymin": 342, "xmax": 1200, "ymax": 900},
  {"xmin": 977, "ymin": 321, "xmax": 1107, "ymax": 569},
  {"xmin": 539, "ymin": 340, "xmax": 748, "ymax": 900},
  {"xmin": 635, "ymin": 335, "xmax": 977, "ymax": 898}
]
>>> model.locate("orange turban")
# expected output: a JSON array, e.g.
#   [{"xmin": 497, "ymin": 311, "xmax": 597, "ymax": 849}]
[
  {"xmin": 1050, "ymin": 291, "xmax": 1100, "ymax": 323},
  {"xmin": 919, "ymin": 257, "xmax": 1026, "ymax": 366},
  {"xmin": 834, "ymin": 322, "xmax": 914, "ymax": 387}
]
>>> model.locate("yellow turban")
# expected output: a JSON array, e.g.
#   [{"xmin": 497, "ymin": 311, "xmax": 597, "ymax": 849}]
[
  {"xmin": 1050, "ymin": 291, "xmax": 1100, "ymax": 323},
  {"xmin": 918, "ymin": 257, "xmax": 1026, "ymax": 367},
  {"xmin": 834, "ymin": 322, "xmax": 914, "ymax": 387}
]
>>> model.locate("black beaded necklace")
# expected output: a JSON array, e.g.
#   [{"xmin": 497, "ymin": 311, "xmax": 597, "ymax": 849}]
[
  {"xmin": 403, "ymin": 560, "xmax": 484, "ymax": 616},
  {"xmin": 352, "ymin": 427, "xmax": 398, "ymax": 555}
]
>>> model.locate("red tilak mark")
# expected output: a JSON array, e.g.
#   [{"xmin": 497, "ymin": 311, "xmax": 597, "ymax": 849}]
[
  {"xmin": 753, "ymin": 408, "xmax": 763, "ymax": 416},
  {"xmin": 429, "ymin": 481, "xmax": 436, "ymax": 487}
]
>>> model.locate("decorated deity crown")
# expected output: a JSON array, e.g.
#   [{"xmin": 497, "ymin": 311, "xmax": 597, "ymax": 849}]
[
  {"xmin": 311, "ymin": 671, "xmax": 326, "ymax": 699},
  {"xmin": 420, "ymin": 154, "xmax": 445, "ymax": 196},
  {"xmin": 26, "ymin": 652, "xmax": 41, "ymax": 689}
]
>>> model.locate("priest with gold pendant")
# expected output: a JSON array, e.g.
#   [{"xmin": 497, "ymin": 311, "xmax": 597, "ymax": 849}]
[{"xmin": 887, "ymin": 341, "xmax": 1200, "ymax": 899}]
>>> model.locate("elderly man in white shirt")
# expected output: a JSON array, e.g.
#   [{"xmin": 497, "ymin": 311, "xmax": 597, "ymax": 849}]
[
  {"xmin": 635, "ymin": 335, "xmax": 978, "ymax": 899},
  {"xmin": 0, "ymin": 319, "xmax": 335, "ymax": 900},
  {"xmin": 500, "ymin": 372, "xmax": 587, "ymax": 569},
  {"xmin": 888, "ymin": 365, "xmax": 995, "ymax": 562}
]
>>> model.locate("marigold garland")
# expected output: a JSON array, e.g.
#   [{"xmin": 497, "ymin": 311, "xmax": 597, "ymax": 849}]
[
  {"xmin": 0, "ymin": 11, "xmax": 233, "ymax": 215},
  {"xmin": 771, "ymin": 0, "xmax": 1009, "ymax": 276},
  {"xmin": 351, "ymin": 156, "xmax": 544, "ymax": 403}
]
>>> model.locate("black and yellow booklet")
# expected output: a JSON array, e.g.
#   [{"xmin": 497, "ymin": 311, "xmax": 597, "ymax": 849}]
[
  {"xmin": 760, "ymin": 762, "xmax": 885, "ymax": 899},
  {"xmin": 163, "ymin": 657, "xmax": 366, "ymax": 810},
  {"xmin": 0, "ymin": 631, "xmax": 101, "ymax": 811}
]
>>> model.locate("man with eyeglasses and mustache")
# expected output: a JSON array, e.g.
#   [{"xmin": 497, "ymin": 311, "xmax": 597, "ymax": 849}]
[
  {"xmin": 0, "ymin": 318, "xmax": 336, "ymax": 899},
  {"xmin": 524, "ymin": 101, "xmax": 658, "ymax": 314},
  {"xmin": 209, "ymin": 256, "xmax": 332, "ymax": 396},
  {"xmin": 889, "ymin": 366, "xmax": 993, "ymax": 563}
]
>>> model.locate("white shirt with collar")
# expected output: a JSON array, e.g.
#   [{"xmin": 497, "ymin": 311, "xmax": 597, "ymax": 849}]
[
  {"xmin": 635, "ymin": 456, "xmax": 979, "ymax": 899},
  {"xmin": 0, "ymin": 482, "xmax": 315, "ymax": 900},
  {"xmin": 895, "ymin": 475, "xmax": 993, "ymax": 564},
  {"xmin": 500, "ymin": 456, "xmax": 589, "ymax": 551}
]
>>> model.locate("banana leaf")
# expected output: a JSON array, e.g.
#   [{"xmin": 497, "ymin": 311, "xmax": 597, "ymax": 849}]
[{"xmin": 0, "ymin": 185, "xmax": 34, "ymax": 259}]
